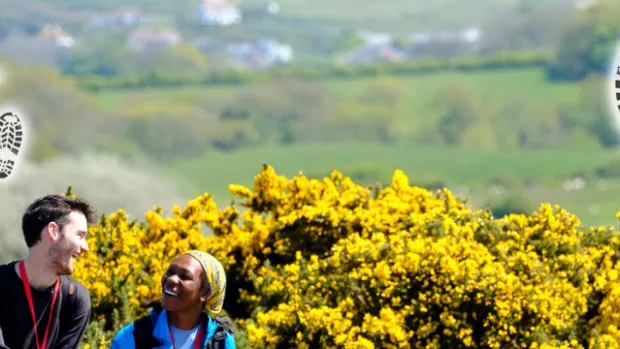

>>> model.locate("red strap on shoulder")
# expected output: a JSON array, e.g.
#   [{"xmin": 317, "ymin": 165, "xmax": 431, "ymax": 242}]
[{"xmin": 19, "ymin": 261, "xmax": 60, "ymax": 349}]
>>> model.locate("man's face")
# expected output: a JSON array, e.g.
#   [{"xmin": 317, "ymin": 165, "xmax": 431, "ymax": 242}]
[{"xmin": 48, "ymin": 211, "xmax": 89, "ymax": 275}]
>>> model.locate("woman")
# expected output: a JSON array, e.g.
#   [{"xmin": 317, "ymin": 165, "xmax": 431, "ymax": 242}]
[{"xmin": 110, "ymin": 250, "xmax": 236, "ymax": 349}]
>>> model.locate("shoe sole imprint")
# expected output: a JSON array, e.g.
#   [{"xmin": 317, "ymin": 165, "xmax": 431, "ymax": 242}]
[
  {"xmin": 0, "ymin": 112, "xmax": 23, "ymax": 179},
  {"xmin": 616, "ymin": 80, "xmax": 620, "ymax": 111},
  {"xmin": 0, "ymin": 159, "xmax": 14, "ymax": 179}
]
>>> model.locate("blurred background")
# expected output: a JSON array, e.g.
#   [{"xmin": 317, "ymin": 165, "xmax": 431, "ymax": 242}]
[{"xmin": 2, "ymin": 0, "xmax": 620, "ymax": 261}]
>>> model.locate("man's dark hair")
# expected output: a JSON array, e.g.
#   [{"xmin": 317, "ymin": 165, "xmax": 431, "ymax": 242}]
[{"xmin": 22, "ymin": 194, "xmax": 97, "ymax": 248}]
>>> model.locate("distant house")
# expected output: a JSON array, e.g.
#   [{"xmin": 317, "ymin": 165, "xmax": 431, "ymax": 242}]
[
  {"xmin": 88, "ymin": 8, "xmax": 145, "ymax": 28},
  {"xmin": 37, "ymin": 23, "xmax": 75, "ymax": 48},
  {"xmin": 125, "ymin": 27, "xmax": 181, "ymax": 52},
  {"xmin": 0, "ymin": 30, "xmax": 69, "ymax": 67},
  {"xmin": 409, "ymin": 27, "xmax": 482, "ymax": 58},
  {"xmin": 226, "ymin": 39, "xmax": 293, "ymax": 69},
  {"xmin": 357, "ymin": 30, "xmax": 393, "ymax": 46},
  {"xmin": 197, "ymin": 0, "xmax": 242, "ymax": 26},
  {"xmin": 411, "ymin": 27, "xmax": 481, "ymax": 45},
  {"xmin": 461, "ymin": 27, "xmax": 481, "ymax": 43},
  {"xmin": 268, "ymin": 2, "xmax": 280, "ymax": 14},
  {"xmin": 336, "ymin": 42, "xmax": 408, "ymax": 65},
  {"xmin": 411, "ymin": 32, "xmax": 432, "ymax": 45},
  {"xmin": 335, "ymin": 25, "xmax": 485, "ymax": 65}
]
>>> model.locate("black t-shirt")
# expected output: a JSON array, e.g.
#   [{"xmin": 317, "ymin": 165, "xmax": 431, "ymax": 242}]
[{"xmin": 0, "ymin": 261, "xmax": 92, "ymax": 349}]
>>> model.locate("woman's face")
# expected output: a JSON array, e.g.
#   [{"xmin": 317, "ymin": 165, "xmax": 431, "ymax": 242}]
[{"xmin": 161, "ymin": 254, "xmax": 207, "ymax": 312}]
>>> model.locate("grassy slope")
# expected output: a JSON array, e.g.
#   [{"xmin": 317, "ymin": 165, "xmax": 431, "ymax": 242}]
[
  {"xmin": 97, "ymin": 68, "xmax": 582, "ymax": 115},
  {"xmin": 171, "ymin": 142, "xmax": 617, "ymax": 188},
  {"xmin": 321, "ymin": 69, "xmax": 577, "ymax": 102},
  {"xmin": 95, "ymin": 68, "xmax": 619, "ymax": 226},
  {"xmin": 323, "ymin": 69, "xmax": 581, "ymax": 134},
  {"xmin": 96, "ymin": 68, "xmax": 585, "ymax": 142},
  {"xmin": 169, "ymin": 142, "xmax": 620, "ymax": 226}
]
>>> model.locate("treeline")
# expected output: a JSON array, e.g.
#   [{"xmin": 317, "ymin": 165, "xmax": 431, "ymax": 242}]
[
  {"xmin": 76, "ymin": 50, "xmax": 552, "ymax": 92},
  {"xmin": 545, "ymin": 0, "xmax": 620, "ymax": 81}
]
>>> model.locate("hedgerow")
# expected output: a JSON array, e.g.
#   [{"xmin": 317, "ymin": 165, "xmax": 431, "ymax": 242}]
[
  {"xmin": 71, "ymin": 165, "xmax": 619, "ymax": 349},
  {"xmin": 76, "ymin": 50, "xmax": 551, "ymax": 92}
]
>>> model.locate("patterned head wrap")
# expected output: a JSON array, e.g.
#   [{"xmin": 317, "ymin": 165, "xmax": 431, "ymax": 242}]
[{"xmin": 183, "ymin": 250, "xmax": 227, "ymax": 317}]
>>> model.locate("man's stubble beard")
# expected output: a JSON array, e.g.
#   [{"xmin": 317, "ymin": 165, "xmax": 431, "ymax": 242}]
[{"xmin": 49, "ymin": 233, "xmax": 75, "ymax": 276}]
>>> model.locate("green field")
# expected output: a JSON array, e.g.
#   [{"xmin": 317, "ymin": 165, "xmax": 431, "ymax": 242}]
[
  {"xmin": 95, "ymin": 68, "xmax": 586, "ymax": 145},
  {"xmin": 320, "ymin": 68, "xmax": 578, "ymax": 101},
  {"xmin": 93, "ymin": 67, "xmax": 620, "ymax": 226},
  {"xmin": 96, "ymin": 68, "xmax": 582, "ymax": 118},
  {"xmin": 96, "ymin": 68, "xmax": 579, "ymax": 103},
  {"xmin": 167, "ymin": 142, "xmax": 620, "ymax": 227}
]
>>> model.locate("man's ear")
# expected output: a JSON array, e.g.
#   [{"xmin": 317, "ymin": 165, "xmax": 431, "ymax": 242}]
[{"xmin": 45, "ymin": 222, "xmax": 61, "ymax": 241}]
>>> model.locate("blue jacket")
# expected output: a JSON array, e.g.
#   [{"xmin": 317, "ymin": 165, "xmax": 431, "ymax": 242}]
[{"xmin": 110, "ymin": 308, "xmax": 236, "ymax": 349}]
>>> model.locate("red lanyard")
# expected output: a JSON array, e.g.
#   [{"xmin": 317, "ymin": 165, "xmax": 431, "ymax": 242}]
[
  {"xmin": 19, "ymin": 261, "xmax": 60, "ymax": 349},
  {"xmin": 168, "ymin": 321, "xmax": 205, "ymax": 349}
]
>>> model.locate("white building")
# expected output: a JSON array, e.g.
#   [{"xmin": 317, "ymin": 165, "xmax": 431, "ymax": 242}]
[{"xmin": 197, "ymin": 0, "xmax": 242, "ymax": 26}]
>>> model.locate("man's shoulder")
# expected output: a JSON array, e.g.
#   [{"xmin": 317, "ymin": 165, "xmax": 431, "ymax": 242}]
[
  {"xmin": 64, "ymin": 275, "xmax": 90, "ymax": 300},
  {"xmin": 0, "ymin": 260, "xmax": 18, "ymax": 271},
  {"xmin": 0, "ymin": 261, "xmax": 18, "ymax": 280},
  {"xmin": 62, "ymin": 275, "xmax": 88, "ymax": 292},
  {"xmin": 61, "ymin": 275, "xmax": 91, "ymax": 308}
]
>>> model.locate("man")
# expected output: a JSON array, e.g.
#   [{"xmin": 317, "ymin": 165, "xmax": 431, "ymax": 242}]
[{"xmin": 0, "ymin": 194, "xmax": 96, "ymax": 349}]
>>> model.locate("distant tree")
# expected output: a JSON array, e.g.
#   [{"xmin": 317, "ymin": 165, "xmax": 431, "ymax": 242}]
[
  {"xmin": 479, "ymin": 2, "xmax": 573, "ymax": 52},
  {"xmin": 495, "ymin": 98, "xmax": 564, "ymax": 149},
  {"xmin": 486, "ymin": 194, "xmax": 534, "ymax": 219},
  {"xmin": 122, "ymin": 101, "xmax": 224, "ymax": 162},
  {"xmin": 546, "ymin": 0, "xmax": 620, "ymax": 81},
  {"xmin": 334, "ymin": 75, "xmax": 413, "ymax": 143},
  {"xmin": 433, "ymin": 82, "xmax": 492, "ymax": 147},
  {"xmin": 0, "ymin": 61, "xmax": 126, "ymax": 159},
  {"xmin": 391, "ymin": 37, "xmax": 411, "ymax": 50},
  {"xmin": 558, "ymin": 75, "xmax": 620, "ymax": 148},
  {"xmin": 278, "ymin": 122, "xmax": 296, "ymax": 145},
  {"xmin": 330, "ymin": 30, "xmax": 366, "ymax": 56},
  {"xmin": 63, "ymin": 38, "xmax": 136, "ymax": 77},
  {"xmin": 63, "ymin": 39, "xmax": 209, "ymax": 78},
  {"xmin": 459, "ymin": 121, "xmax": 498, "ymax": 149},
  {"xmin": 135, "ymin": 43, "xmax": 209, "ymax": 76},
  {"xmin": 209, "ymin": 117, "xmax": 262, "ymax": 151},
  {"xmin": 221, "ymin": 78, "xmax": 335, "ymax": 144}
]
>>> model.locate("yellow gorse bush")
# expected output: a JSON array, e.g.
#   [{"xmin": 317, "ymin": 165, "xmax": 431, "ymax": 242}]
[{"xmin": 69, "ymin": 165, "xmax": 620, "ymax": 349}]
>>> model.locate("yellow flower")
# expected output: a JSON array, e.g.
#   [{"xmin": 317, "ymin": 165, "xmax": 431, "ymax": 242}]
[{"xmin": 67, "ymin": 166, "xmax": 620, "ymax": 348}]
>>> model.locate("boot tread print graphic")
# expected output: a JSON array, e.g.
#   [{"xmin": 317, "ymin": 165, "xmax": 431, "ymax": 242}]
[
  {"xmin": 617, "ymin": 78, "xmax": 620, "ymax": 113},
  {"xmin": 0, "ymin": 112, "xmax": 23, "ymax": 179}
]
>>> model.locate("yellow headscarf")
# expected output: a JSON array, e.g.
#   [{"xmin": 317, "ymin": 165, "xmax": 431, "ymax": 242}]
[{"xmin": 184, "ymin": 250, "xmax": 227, "ymax": 317}]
